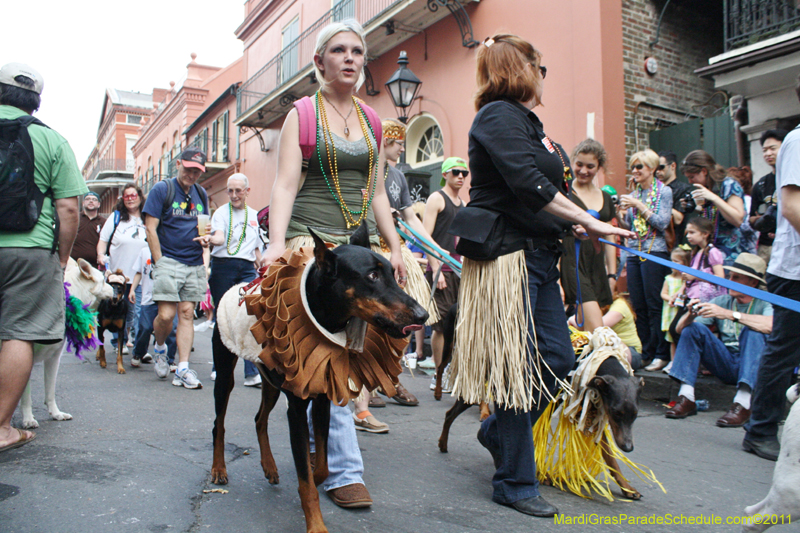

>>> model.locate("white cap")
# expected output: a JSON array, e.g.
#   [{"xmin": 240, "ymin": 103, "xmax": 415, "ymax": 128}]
[{"xmin": 0, "ymin": 63, "xmax": 44, "ymax": 95}]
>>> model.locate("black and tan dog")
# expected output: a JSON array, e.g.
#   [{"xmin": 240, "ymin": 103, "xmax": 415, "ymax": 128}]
[
  {"xmin": 211, "ymin": 224, "xmax": 428, "ymax": 533},
  {"xmin": 95, "ymin": 270, "xmax": 129, "ymax": 374}
]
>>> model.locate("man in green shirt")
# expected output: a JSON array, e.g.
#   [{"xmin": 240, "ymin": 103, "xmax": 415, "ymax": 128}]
[{"xmin": 0, "ymin": 63, "xmax": 87, "ymax": 453}]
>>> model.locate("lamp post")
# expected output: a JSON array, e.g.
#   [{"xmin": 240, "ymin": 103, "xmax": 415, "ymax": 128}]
[
  {"xmin": 385, "ymin": 51, "xmax": 422, "ymax": 174},
  {"xmin": 384, "ymin": 51, "xmax": 422, "ymax": 124}
]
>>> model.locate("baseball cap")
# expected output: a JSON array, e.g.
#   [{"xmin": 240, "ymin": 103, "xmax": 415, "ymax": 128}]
[
  {"xmin": 84, "ymin": 191, "xmax": 101, "ymax": 201},
  {"xmin": 441, "ymin": 157, "xmax": 467, "ymax": 186},
  {"xmin": 0, "ymin": 63, "xmax": 44, "ymax": 95},
  {"xmin": 179, "ymin": 147, "xmax": 206, "ymax": 172},
  {"xmin": 723, "ymin": 253, "xmax": 766, "ymax": 285}
]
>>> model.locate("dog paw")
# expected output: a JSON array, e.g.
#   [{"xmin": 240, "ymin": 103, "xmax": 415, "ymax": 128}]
[
  {"xmin": 265, "ymin": 470, "xmax": 280, "ymax": 485},
  {"xmin": 99, "ymin": 360, "xmax": 107, "ymax": 369},
  {"xmin": 21, "ymin": 418, "xmax": 39, "ymax": 429},
  {"xmin": 211, "ymin": 469, "xmax": 228, "ymax": 485},
  {"xmin": 117, "ymin": 368, "xmax": 126, "ymax": 375},
  {"xmin": 51, "ymin": 411, "xmax": 73, "ymax": 421}
]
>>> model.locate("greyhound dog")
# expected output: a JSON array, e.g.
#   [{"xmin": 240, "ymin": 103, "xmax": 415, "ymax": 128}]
[
  {"xmin": 17, "ymin": 258, "xmax": 112, "ymax": 429},
  {"xmin": 211, "ymin": 224, "xmax": 428, "ymax": 533}
]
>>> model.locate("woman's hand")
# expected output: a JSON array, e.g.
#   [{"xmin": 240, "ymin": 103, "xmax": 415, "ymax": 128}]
[
  {"xmin": 262, "ymin": 242, "xmax": 286, "ymax": 271},
  {"xmin": 691, "ymin": 183, "xmax": 719, "ymax": 206},
  {"xmin": 583, "ymin": 217, "xmax": 635, "ymax": 241},
  {"xmin": 391, "ymin": 251, "xmax": 408, "ymax": 288},
  {"xmin": 618, "ymin": 194, "xmax": 644, "ymax": 211}
]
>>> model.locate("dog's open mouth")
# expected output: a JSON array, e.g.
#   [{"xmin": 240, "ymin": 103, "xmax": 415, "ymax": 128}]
[{"xmin": 402, "ymin": 324, "xmax": 423, "ymax": 335}]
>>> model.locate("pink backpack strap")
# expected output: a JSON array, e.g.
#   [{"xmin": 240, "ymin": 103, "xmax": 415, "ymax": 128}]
[
  {"xmin": 294, "ymin": 96, "xmax": 316, "ymax": 160},
  {"xmin": 357, "ymin": 100, "xmax": 382, "ymax": 154}
]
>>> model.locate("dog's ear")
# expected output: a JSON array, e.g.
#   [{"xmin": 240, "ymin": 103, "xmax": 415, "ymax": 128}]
[
  {"xmin": 349, "ymin": 221, "xmax": 370, "ymax": 249},
  {"xmin": 589, "ymin": 375, "xmax": 614, "ymax": 395},
  {"xmin": 309, "ymin": 227, "xmax": 336, "ymax": 275}
]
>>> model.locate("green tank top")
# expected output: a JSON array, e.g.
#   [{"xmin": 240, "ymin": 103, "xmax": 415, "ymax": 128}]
[{"xmin": 288, "ymin": 131, "xmax": 378, "ymax": 241}]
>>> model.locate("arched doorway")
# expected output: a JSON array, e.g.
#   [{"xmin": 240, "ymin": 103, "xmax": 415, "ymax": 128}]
[{"xmin": 406, "ymin": 113, "xmax": 444, "ymax": 202}]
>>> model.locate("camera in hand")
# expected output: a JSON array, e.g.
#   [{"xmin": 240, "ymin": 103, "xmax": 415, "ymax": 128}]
[
  {"xmin": 679, "ymin": 189, "xmax": 696, "ymax": 214},
  {"xmin": 691, "ymin": 303, "xmax": 702, "ymax": 314},
  {"xmin": 753, "ymin": 204, "xmax": 777, "ymax": 234}
]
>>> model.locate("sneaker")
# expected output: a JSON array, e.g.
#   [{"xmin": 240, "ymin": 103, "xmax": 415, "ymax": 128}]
[
  {"xmin": 418, "ymin": 358, "xmax": 436, "ymax": 369},
  {"xmin": 244, "ymin": 374, "xmax": 262, "ymax": 387},
  {"xmin": 169, "ymin": 364, "xmax": 178, "ymax": 373},
  {"xmin": 121, "ymin": 345, "xmax": 129, "ymax": 355},
  {"xmin": 644, "ymin": 359, "xmax": 668, "ymax": 372},
  {"xmin": 353, "ymin": 412, "xmax": 389, "ymax": 433},
  {"xmin": 173, "ymin": 368, "xmax": 203, "ymax": 389},
  {"xmin": 210, "ymin": 370, "xmax": 216, "ymax": 381},
  {"xmin": 142, "ymin": 353, "xmax": 153, "ymax": 364},
  {"xmin": 441, "ymin": 363, "xmax": 453, "ymax": 394},
  {"xmin": 662, "ymin": 361, "xmax": 673, "ymax": 374},
  {"xmin": 194, "ymin": 321, "xmax": 210, "ymax": 332},
  {"xmin": 130, "ymin": 356, "xmax": 141, "ymax": 368},
  {"xmin": 154, "ymin": 347, "xmax": 169, "ymax": 379},
  {"xmin": 430, "ymin": 376, "xmax": 437, "ymax": 391}
]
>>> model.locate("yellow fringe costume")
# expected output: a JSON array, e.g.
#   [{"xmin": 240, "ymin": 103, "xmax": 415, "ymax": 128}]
[
  {"xmin": 533, "ymin": 328, "xmax": 665, "ymax": 501},
  {"xmin": 380, "ymin": 236, "xmax": 440, "ymax": 325},
  {"xmin": 244, "ymin": 243, "xmax": 407, "ymax": 406}
]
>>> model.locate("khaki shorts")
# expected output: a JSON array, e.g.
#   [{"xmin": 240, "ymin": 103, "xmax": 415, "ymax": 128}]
[
  {"xmin": 0, "ymin": 248, "xmax": 64, "ymax": 343},
  {"xmin": 425, "ymin": 270, "xmax": 460, "ymax": 332},
  {"xmin": 151, "ymin": 256, "xmax": 207, "ymax": 303}
]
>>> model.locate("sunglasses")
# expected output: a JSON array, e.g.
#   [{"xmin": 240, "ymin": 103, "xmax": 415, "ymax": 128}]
[
  {"xmin": 630, "ymin": 164, "xmax": 644, "ymax": 171},
  {"xmin": 656, "ymin": 164, "xmax": 665, "ymax": 171},
  {"xmin": 450, "ymin": 169, "xmax": 469, "ymax": 178},
  {"xmin": 123, "ymin": 193, "xmax": 139, "ymax": 200},
  {"xmin": 539, "ymin": 65, "xmax": 547, "ymax": 79}
]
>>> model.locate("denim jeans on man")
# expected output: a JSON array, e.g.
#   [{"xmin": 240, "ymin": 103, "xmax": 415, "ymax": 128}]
[
  {"xmin": 627, "ymin": 253, "xmax": 671, "ymax": 362},
  {"xmin": 669, "ymin": 322, "xmax": 765, "ymax": 389},
  {"xmin": 308, "ymin": 403, "xmax": 364, "ymax": 491},
  {"xmin": 209, "ymin": 257, "xmax": 258, "ymax": 378},
  {"xmin": 134, "ymin": 303, "xmax": 177, "ymax": 363},
  {"xmin": 478, "ymin": 249, "xmax": 575, "ymax": 504},
  {"xmin": 746, "ymin": 274, "xmax": 800, "ymax": 441}
]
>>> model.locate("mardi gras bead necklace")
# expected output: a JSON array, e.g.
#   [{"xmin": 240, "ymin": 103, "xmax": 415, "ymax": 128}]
[
  {"xmin": 226, "ymin": 202, "xmax": 248, "ymax": 256},
  {"xmin": 702, "ymin": 203, "xmax": 720, "ymax": 244},
  {"xmin": 315, "ymin": 91, "xmax": 378, "ymax": 229},
  {"xmin": 632, "ymin": 179, "xmax": 662, "ymax": 260}
]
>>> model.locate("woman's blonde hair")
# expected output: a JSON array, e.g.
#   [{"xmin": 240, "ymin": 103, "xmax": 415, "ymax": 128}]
[
  {"xmin": 474, "ymin": 34, "xmax": 542, "ymax": 111},
  {"xmin": 629, "ymin": 149, "xmax": 660, "ymax": 170},
  {"xmin": 314, "ymin": 19, "xmax": 367, "ymax": 91}
]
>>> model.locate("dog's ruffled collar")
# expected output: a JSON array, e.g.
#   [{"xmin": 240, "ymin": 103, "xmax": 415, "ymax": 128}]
[{"xmin": 244, "ymin": 248, "xmax": 407, "ymax": 405}]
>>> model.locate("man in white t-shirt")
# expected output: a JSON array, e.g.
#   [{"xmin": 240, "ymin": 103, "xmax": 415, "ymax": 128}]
[
  {"xmin": 198, "ymin": 173, "xmax": 262, "ymax": 387},
  {"xmin": 129, "ymin": 247, "xmax": 177, "ymax": 367},
  {"xmin": 744, "ymin": 76, "xmax": 800, "ymax": 462}
]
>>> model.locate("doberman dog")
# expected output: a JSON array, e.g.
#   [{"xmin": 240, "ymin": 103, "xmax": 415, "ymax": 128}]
[
  {"xmin": 96, "ymin": 270, "xmax": 129, "ymax": 374},
  {"xmin": 436, "ymin": 305, "xmax": 645, "ymax": 499},
  {"xmin": 210, "ymin": 223, "xmax": 428, "ymax": 533}
]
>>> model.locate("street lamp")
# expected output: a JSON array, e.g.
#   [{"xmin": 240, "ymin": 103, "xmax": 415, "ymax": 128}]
[{"xmin": 384, "ymin": 51, "xmax": 422, "ymax": 124}]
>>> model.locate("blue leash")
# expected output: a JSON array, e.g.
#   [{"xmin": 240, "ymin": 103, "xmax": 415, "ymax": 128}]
[
  {"xmin": 396, "ymin": 219, "xmax": 463, "ymax": 274},
  {"xmin": 574, "ymin": 239, "xmax": 584, "ymax": 328},
  {"xmin": 600, "ymin": 238, "xmax": 800, "ymax": 314}
]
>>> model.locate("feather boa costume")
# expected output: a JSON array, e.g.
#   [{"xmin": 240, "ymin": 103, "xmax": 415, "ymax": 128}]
[{"xmin": 63, "ymin": 282, "xmax": 99, "ymax": 360}]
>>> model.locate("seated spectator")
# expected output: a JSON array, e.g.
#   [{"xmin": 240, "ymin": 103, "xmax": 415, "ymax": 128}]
[
  {"xmin": 665, "ymin": 254, "xmax": 772, "ymax": 428},
  {"xmin": 569, "ymin": 292, "xmax": 642, "ymax": 369},
  {"xmin": 683, "ymin": 217, "xmax": 726, "ymax": 303}
]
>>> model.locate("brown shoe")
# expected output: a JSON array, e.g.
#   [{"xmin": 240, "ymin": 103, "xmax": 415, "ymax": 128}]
[
  {"xmin": 368, "ymin": 392, "xmax": 386, "ymax": 408},
  {"xmin": 390, "ymin": 382, "xmax": 419, "ymax": 406},
  {"xmin": 717, "ymin": 403, "xmax": 751, "ymax": 427},
  {"xmin": 328, "ymin": 483, "xmax": 373, "ymax": 508},
  {"xmin": 665, "ymin": 396, "xmax": 697, "ymax": 419}
]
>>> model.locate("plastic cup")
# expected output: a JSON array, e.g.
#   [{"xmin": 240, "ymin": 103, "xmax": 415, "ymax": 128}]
[
  {"xmin": 406, "ymin": 354, "xmax": 417, "ymax": 369},
  {"xmin": 197, "ymin": 214, "xmax": 210, "ymax": 236}
]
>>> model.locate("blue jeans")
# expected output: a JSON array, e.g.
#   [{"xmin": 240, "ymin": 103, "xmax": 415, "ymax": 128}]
[
  {"xmin": 133, "ymin": 303, "xmax": 177, "ymax": 363},
  {"xmin": 627, "ymin": 253, "xmax": 671, "ymax": 361},
  {"xmin": 478, "ymin": 248, "xmax": 575, "ymax": 504},
  {"xmin": 669, "ymin": 322, "xmax": 765, "ymax": 390},
  {"xmin": 308, "ymin": 403, "xmax": 364, "ymax": 492},
  {"xmin": 209, "ymin": 257, "xmax": 258, "ymax": 378},
  {"xmin": 746, "ymin": 274, "xmax": 800, "ymax": 441}
]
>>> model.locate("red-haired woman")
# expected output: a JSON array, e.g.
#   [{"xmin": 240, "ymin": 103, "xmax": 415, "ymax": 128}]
[{"xmin": 451, "ymin": 33, "xmax": 633, "ymax": 517}]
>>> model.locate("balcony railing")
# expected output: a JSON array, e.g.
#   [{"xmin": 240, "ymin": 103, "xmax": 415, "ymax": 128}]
[
  {"xmin": 87, "ymin": 158, "xmax": 135, "ymax": 182},
  {"xmin": 142, "ymin": 173, "xmax": 169, "ymax": 195},
  {"xmin": 237, "ymin": 0, "xmax": 402, "ymax": 120},
  {"xmin": 725, "ymin": 0, "xmax": 800, "ymax": 51},
  {"xmin": 185, "ymin": 135, "xmax": 231, "ymax": 165}
]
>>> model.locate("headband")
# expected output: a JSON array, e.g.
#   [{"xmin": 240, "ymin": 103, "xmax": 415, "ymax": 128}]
[{"xmin": 383, "ymin": 122, "xmax": 405, "ymax": 141}]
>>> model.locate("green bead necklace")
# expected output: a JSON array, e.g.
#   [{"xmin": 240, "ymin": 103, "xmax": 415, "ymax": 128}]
[{"xmin": 226, "ymin": 202, "xmax": 248, "ymax": 256}]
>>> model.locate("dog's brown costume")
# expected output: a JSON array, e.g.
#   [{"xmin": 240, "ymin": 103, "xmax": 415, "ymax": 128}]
[{"xmin": 244, "ymin": 248, "xmax": 408, "ymax": 405}]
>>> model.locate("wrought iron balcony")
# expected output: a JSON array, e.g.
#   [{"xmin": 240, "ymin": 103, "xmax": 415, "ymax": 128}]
[
  {"xmin": 725, "ymin": 0, "xmax": 800, "ymax": 51},
  {"xmin": 87, "ymin": 158, "xmax": 135, "ymax": 182},
  {"xmin": 237, "ymin": 0, "xmax": 402, "ymax": 123}
]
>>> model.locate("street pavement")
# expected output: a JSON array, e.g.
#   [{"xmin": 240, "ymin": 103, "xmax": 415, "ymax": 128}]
[{"xmin": 0, "ymin": 323, "xmax": 788, "ymax": 533}]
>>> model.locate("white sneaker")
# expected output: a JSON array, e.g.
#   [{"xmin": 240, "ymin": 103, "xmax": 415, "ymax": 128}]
[
  {"xmin": 169, "ymin": 364, "xmax": 178, "ymax": 373},
  {"xmin": 244, "ymin": 374, "xmax": 262, "ymax": 387},
  {"xmin": 662, "ymin": 361, "xmax": 673, "ymax": 374},
  {"xmin": 154, "ymin": 347, "xmax": 169, "ymax": 379},
  {"xmin": 418, "ymin": 358, "xmax": 436, "ymax": 369},
  {"xmin": 173, "ymin": 368, "xmax": 202, "ymax": 389},
  {"xmin": 142, "ymin": 353, "xmax": 153, "ymax": 364},
  {"xmin": 210, "ymin": 370, "xmax": 216, "ymax": 381},
  {"xmin": 121, "ymin": 345, "xmax": 129, "ymax": 355},
  {"xmin": 644, "ymin": 359, "xmax": 668, "ymax": 372},
  {"xmin": 194, "ymin": 321, "xmax": 209, "ymax": 332},
  {"xmin": 442, "ymin": 363, "xmax": 452, "ymax": 393},
  {"xmin": 130, "ymin": 356, "xmax": 141, "ymax": 368}
]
